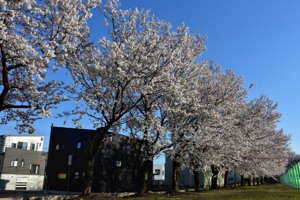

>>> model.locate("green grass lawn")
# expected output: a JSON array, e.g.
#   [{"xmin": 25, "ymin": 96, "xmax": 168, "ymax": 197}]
[
  {"xmin": 123, "ymin": 184, "xmax": 300, "ymax": 200},
  {"xmin": 4, "ymin": 184, "xmax": 297, "ymax": 200}
]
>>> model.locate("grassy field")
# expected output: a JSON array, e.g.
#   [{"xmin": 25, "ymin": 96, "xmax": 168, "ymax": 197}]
[
  {"xmin": 1, "ymin": 184, "xmax": 299, "ymax": 200},
  {"xmin": 122, "ymin": 184, "xmax": 300, "ymax": 200}
]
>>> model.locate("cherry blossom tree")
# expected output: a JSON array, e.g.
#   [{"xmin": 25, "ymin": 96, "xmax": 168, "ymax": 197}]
[
  {"xmin": 126, "ymin": 97, "xmax": 169, "ymax": 195},
  {"xmin": 166, "ymin": 65, "xmax": 251, "ymax": 191},
  {"xmin": 236, "ymin": 96, "xmax": 291, "ymax": 184},
  {"xmin": 165, "ymin": 62, "xmax": 291, "ymax": 190},
  {"xmin": 164, "ymin": 62, "xmax": 215, "ymax": 191},
  {"xmin": 126, "ymin": 60, "xmax": 210, "ymax": 194},
  {"xmin": 63, "ymin": 0, "xmax": 206, "ymax": 194},
  {"xmin": 0, "ymin": 0, "xmax": 98, "ymax": 133}
]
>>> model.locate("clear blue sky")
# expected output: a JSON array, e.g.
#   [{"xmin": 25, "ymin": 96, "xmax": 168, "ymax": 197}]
[
  {"xmin": 121, "ymin": 0, "xmax": 300, "ymax": 154},
  {"xmin": 1, "ymin": 0, "xmax": 300, "ymax": 156}
]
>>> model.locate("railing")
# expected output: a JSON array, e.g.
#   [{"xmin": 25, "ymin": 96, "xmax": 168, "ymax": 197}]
[{"xmin": 280, "ymin": 162, "xmax": 300, "ymax": 188}]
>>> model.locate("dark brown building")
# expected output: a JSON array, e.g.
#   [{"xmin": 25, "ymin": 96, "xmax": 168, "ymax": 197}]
[{"xmin": 46, "ymin": 126, "xmax": 152, "ymax": 192}]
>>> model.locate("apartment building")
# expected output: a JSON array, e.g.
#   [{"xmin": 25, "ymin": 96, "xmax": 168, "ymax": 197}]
[
  {"xmin": 46, "ymin": 126, "xmax": 152, "ymax": 193},
  {"xmin": 153, "ymin": 164, "xmax": 165, "ymax": 186},
  {"xmin": 0, "ymin": 135, "xmax": 46, "ymax": 190}
]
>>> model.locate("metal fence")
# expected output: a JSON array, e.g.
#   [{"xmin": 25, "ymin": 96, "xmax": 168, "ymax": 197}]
[{"xmin": 280, "ymin": 162, "xmax": 300, "ymax": 188}]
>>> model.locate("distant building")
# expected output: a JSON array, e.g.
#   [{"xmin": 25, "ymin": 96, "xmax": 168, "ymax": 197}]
[
  {"xmin": 164, "ymin": 157, "xmax": 242, "ymax": 189},
  {"xmin": 164, "ymin": 157, "xmax": 205, "ymax": 189},
  {"xmin": 46, "ymin": 126, "xmax": 152, "ymax": 193},
  {"xmin": 227, "ymin": 171, "xmax": 241, "ymax": 185},
  {"xmin": 153, "ymin": 164, "xmax": 165, "ymax": 187},
  {"xmin": 0, "ymin": 135, "xmax": 46, "ymax": 190}
]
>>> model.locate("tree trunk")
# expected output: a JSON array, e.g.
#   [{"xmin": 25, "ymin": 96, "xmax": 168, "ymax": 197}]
[
  {"xmin": 137, "ymin": 170, "xmax": 147, "ymax": 196},
  {"xmin": 83, "ymin": 128, "xmax": 108, "ymax": 195},
  {"xmin": 241, "ymin": 175, "xmax": 245, "ymax": 186},
  {"xmin": 223, "ymin": 170, "xmax": 229, "ymax": 188},
  {"xmin": 171, "ymin": 160, "xmax": 180, "ymax": 192},
  {"xmin": 252, "ymin": 176, "xmax": 255, "ymax": 186},
  {"xmin": 210, "ymin": 165, "xmax": 219, "ymax": 189},
  {"xmin": 261, "ymin": 176, "xmax": 264, "ymax": 184},
  {"xmin": 193, "ymin": 170, "xmax": 201, "ymax": 192},
  {"xmin": 136, "ymin": 160, "xmax": 152, "ymax": 196},
  {"xmin": 83, "ymin": 155, "xmax": 95, "ymax": 195},
  {"xmin": 247, "ymin": 175, "xmax": 251, "ymax": 186}
]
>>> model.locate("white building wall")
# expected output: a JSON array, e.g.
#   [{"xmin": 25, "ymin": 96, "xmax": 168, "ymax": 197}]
[
  {"xmin": 0, "ymin": 136, "xmax": 44, "ymax": 152},
  {"xmin": 153, "ymin": 164, "xmax": 165, "ymax": 181},
  {"xmin": 0, "ymin": 174, "xmax": 44, "ymax": 190}
]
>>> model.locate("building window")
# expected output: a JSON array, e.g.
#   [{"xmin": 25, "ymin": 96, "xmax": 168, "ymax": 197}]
[
  {"xmin": 11, "ymin": 143, "xmax": 17, "ymax": 148},
  {"xmin": 17, "ymin": 142, "xmax": 27, "ymax": 150},
  {"xmin": 20, "ymin": 159, "xmax": 25, "ymax": 167},
  {"xmin": 58, "ymin": 173, "xmax": 67, "ymax": 179},
  {"xmin": 30, "ymin": 143, "xmax": 35, "ymax": 150},
  {"xmin": 116, "ymin": 161, "xmax": 122, "ymax": 167},
  {"xmin": 68, "ymin": 155, "xmax": 73, "ymax": 166},
  {"xmin": 10, "ymin": 160, "xmax": 18, "ymax": 167},
  {"xmin": 127, "ymin": 145, "xmax": 131, "ymax": 155},
  {"xmin": 121, "ymin": 145, "xmax": 132, "ymax": 155},
  {"xmin": 75, "ymin": 172, "xmax": 79, "ymax": 179},
  {"xmin": 102, "ymin": 149, "xmax": 109, "ymax": 158},
  {"xmin": 82, "ymin": 172, "xmax": 86, "ymax": 179},
  {"xmin": 110, "ymin": 149, "xmax": 114, "ymax": 155},
  {"xmin": 155, "ymin": 169, "xmax": 161, "ymax": 175},
  {"xmin": 30, "ymin": 164, "xmax": 40, "ymax": 174},
  {"xmin": 77, "ymin": 142, "xmax": 81, "ymax": 149},
  {"xmin": 56, "ymin": 144, "xmax": 59, "ymax": 150},
  {"xmin": 122, "ymin": 145, "xmax": 127, "ymax": 154},
  {"xmin": 15, "ymin": 177, "xmax": 27, "ymax": 190}
]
